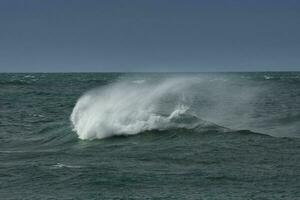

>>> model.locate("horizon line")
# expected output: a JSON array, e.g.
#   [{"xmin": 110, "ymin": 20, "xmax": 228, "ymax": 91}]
[{"xmin": 0, "ymin": 70, "xmax": 300, "ymax": 73}]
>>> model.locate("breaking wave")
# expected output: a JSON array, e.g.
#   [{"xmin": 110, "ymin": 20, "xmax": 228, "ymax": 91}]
[{"xmin": 71, "ymin": 78, "xmax": 202, "ymax": 140}]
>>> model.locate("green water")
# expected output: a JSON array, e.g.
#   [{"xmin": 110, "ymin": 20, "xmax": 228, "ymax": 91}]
[{"xmin": 0, "ymin": 73, "xmax": 300, "ymax": 199}]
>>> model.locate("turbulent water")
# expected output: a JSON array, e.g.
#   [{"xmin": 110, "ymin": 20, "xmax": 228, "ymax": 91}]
[{"xmin": 1, "ymin": 72, "xmax": 300, "ymax": 199}]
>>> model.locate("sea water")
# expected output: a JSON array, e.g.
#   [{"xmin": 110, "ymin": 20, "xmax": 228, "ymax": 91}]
[{"xmin": 0, "ymin": 72, "xmax": 300, "ymax": 199}]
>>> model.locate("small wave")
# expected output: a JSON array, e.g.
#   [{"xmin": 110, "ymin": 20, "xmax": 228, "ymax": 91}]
[
  {"xmin": 0, "ymin": 150, "xmax": 28, "ymax": 153},
  {"xmin": 24, "ymin": 75, "xmax": 35, "ymax": 78},
  {"xmin": 132, "ymin": 80, "xmax": 146, "ymax": 84},
  {"xmin": 30, "ymin": 114, "xmax": 45, "ymax": 118},
  {"xmin": 51, "ymin": 163, "xmax": 83, "ymax": 169},
  {"xmin": 264, "ymin": 75, "xmax": 272, "ymax": 80},
  {"xmin": 0, "ymin": 150, "xmax": 56, "ymax": 154}
]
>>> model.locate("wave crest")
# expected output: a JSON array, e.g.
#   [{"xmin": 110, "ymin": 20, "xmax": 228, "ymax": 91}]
[{"xmin": 70, "ymin": 78, "xmax": 198, "ymax": 140}]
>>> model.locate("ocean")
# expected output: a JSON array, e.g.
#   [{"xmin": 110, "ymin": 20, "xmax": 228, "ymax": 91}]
[{"xmin": 0, "ymin": 72, "xmax": 300, "ymax": 199}]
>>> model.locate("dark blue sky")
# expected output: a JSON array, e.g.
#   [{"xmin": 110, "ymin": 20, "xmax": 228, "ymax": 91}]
[{"xmin": 1, "ymin": 0, "xmax": 300, "ymax": 72}]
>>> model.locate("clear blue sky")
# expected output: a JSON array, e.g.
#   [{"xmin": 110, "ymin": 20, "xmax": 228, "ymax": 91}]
[{"xmin": 0, "ymin": 0, "xmax": 300, "ymax": 72}]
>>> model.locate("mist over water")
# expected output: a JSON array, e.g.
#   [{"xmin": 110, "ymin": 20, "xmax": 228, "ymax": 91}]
[{"xmin": 71, "ymin": 74, "xmax": 300, "ymax": 139}]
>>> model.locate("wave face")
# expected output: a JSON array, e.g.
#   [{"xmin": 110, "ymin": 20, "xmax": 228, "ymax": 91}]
[{"xmin": 71, "ymin": 78, "xmax": 201, "ymax": 139}]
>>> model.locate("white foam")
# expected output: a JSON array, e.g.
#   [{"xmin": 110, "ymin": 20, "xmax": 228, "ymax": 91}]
[
  {"xmin": 24, "ymin": 75, "xmax": 35, "ymax": 78},
  {"xmin": 132, "ymin": 79, "xmax": 145, "ymax": 84},
  {"xmin": 70, "ymin": 78, "xmax": 197, "ymax": 140},
  {"xmin": 52, "ymin": 163, "xmax": 82, "ymax": 169},
  {"xmin": 264, "ymin": 75, "xmax": 272, "ymax": 80}
]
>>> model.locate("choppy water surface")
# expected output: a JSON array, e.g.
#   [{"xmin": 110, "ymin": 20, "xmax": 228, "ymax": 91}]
[{"xmin": 0, "ymin": 73, "xmax": 300, "ymax": 199}]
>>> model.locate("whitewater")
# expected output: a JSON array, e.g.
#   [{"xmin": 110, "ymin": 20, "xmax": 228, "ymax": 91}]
[
  {"xmin": 71, "ymin": 73, "xmax": 300, "ymax": 139},
  {"xmin": 71, "ymin": 78, "xmax": 198, "ymax": 139}
]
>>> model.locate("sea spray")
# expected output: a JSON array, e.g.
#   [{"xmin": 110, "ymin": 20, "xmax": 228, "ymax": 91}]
[{"xmin": 70, "ymin": 78, "xmax": 198, "ymax": 139}]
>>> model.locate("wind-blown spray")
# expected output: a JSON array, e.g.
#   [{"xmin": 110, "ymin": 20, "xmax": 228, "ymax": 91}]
[{"xmin": 70, "ymin": 78, "xmax": 198, "ymax": 139}]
